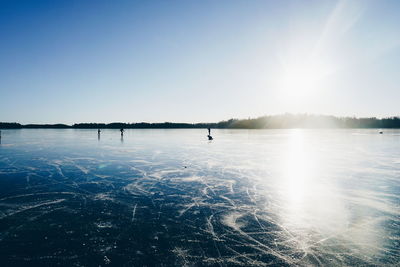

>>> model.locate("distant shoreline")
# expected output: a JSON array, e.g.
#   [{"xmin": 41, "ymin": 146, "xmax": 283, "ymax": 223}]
[{"xmin": 1, "ymin": 114, "xmax": 400, "ymax": 129}]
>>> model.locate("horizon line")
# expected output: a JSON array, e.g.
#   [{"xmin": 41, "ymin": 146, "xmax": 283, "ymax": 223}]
[
  {"xmin": 1, "ymin": 113, "xmax": 400, "ymax": 129},
  {"xmin": 2, "ymin": 113, "xmax": 400, "ymax": 125}
]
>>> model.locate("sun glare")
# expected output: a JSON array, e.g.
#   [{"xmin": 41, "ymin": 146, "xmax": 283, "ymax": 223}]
[
  {"xmin": 280, "ymin": 61, "xmax": 330, "ymax": 98},
  {"xmin": 275, "ymin": 58, "xmax": 335, "ymax": 113}
]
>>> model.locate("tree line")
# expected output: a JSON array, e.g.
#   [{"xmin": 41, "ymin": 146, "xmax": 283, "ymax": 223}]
[{"xmin": 1, "ymin": 114, "xmax": 400, "ymax": 129}]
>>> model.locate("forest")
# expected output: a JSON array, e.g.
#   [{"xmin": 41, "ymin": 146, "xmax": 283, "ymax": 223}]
[{"xmin": 1, "ymin": 114, "xmax": 400, "ymax": 129}]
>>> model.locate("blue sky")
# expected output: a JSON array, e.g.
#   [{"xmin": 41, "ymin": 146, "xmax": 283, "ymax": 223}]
[{"xmin": 1, "ymin": 0, "xmax": 399, "ymax": 124}]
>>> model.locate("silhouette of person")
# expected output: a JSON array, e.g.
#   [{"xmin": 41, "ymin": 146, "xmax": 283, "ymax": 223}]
[
  {"xmin": 98, "ymin": 129, "xmax": 101, "ymax": 135},
  {"xmin": 207, "ymin": 128, "xmax": 213, "ymax": 140},
  {"xmin": 120, "ymin": 128, "xmax": 124, "ymax": 136}
]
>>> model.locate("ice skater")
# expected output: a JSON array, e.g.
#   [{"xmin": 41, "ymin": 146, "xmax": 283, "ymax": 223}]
[
  {"xmin": 207, "ymin": 128, "xmax": 213, "ymax": 140},
  {"xmin": 120, "ymin": 129, "xmax": 124, "ymax": 142}
]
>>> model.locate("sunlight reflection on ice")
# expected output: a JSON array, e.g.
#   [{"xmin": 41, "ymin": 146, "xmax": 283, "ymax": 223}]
[{"xmin": 259, "ymin": 129, "xmax": 394, "ymax": 264}]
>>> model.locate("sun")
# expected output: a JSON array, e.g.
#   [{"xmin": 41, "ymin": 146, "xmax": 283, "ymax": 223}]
[
  {"xmin": 280, "ymin": 61, "xmax": 328, "ymax": 98},
  {"xmin": 274, "ymin": 58, "xmax": 335, "ymax": 113}
]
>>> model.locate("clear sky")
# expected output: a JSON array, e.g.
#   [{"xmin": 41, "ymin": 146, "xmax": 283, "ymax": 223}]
[{"xmin": 1, "ymin": 0, "xmax": 399, "ymax": 124}]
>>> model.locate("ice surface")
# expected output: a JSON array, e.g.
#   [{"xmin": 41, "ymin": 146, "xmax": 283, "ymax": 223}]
[{"xmin": 0, "ymin": 129, "xmax": 399, "ymax": 266}]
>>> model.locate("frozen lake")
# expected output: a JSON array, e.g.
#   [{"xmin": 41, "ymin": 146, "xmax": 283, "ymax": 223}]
[{"xmin": 0, "ymin": 129, "xmax": 399, "ymax": 266}]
